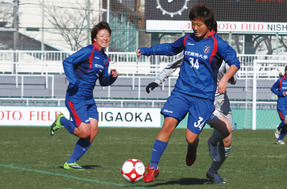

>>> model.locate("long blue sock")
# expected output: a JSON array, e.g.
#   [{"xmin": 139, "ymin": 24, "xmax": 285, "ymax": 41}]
[
  {"xmin": 60, "ymin": 117, "xmax": 76, "ymax": 134},
  {"xmin": 278, "ymin": 129, "xmax": 287, "ymax": 141},
  {"xmin": 67, "ymin": 138, "xmax": 92, "ymax": 163},
  {"xmin": 278, "ymin": 120, "xmax": 286, "ymax": 130},
  {"xmin": 150, "ymin": 139, "xmax": 168, "ymax": 169}
]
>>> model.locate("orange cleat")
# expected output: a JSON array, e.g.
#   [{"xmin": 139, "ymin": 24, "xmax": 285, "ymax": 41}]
[
  {"xmin": 186, "ymin": 148, "xmax": 197, "ymax": 166},
  {"xmin": 144, "ymin": 165, "xmax": 159, "ymax": 183}
]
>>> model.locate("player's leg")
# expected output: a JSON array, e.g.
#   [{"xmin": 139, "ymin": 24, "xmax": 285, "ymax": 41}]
[
  {"xmin": 185, "ymin": 97, "xmax": 215, "ymax": 166},
  {"xmin": 63, "ymin": 101, "xmax": 98, "ymax": 170},
  {"xmin": 276, "ymin": 108, "xmax": 287, "ymax": 144},
  {"xmin": 208, "ymin": 114, "xmax": 231, "ymax": 162},
  {"xmin": 144, "ymin": 117, "xmax": 177, "ymax": 182},
  {"xmin": 185, "ymin": 129, "xmax": 199, "ymax": 166},
  {"xmin": 277, "ymin": 118, "xmax": 287, "ymax": 144},
  {"xmin": 145, "ymin": 92, "xmax": 188, "ymax": 183},
  {"xmin": 207, "ymin": 130, "xmax": 232, "ymax": 184}
]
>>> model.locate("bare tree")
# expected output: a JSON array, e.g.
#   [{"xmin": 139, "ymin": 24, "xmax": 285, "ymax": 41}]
[
  {"xmin": 43, "ymin": 0, "xmax": 98, "ymax": 51},
  {"xmin": 0, "ymin": 1, "xmax": 13, "ymax": 27}
]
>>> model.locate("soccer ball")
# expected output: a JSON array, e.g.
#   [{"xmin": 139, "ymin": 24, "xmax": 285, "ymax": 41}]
[{"xmin": 121, "ymin": 159, "xmax": 145, "ymax": 183}]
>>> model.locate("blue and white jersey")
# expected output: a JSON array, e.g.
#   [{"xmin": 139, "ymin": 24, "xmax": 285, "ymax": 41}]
[
  {"xmin": 271, "ymin": 75, "xmax": 287, "ymax": 108},
  {"xmin": 63, "ymin": 42, "xmax": 117, "ymax": 100},
  {"xmin": 140, "ymin": 30, "xmax": 240, "ymax": 101}
]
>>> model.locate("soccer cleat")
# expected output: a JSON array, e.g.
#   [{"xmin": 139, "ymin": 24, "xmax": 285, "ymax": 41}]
[
  {"xmin": 186, "ymin": 147, "xmax": 197, "ymax": 166},
  {"xmin": 63, "ymin": 162, "xmax": 85, "ymax": 170},
  {"xmin": 206, "ymin": 169, "xmax": 226, "ymax": 184},
  {"xmin": 208, "ymin": 139, "xmax": 221, "ymax": 162},
  {"xmin": 277, "ymin": 140, "xmax": 285, "ymax": 145},
  {"xmin": 144, "ymin": 165, "xmax": 159, "ymax": 183},
  {"xmin": 49, "ymin": 113, "xmax": 64, "ymax": 136},
  {"xmin": 275, "ymin": 126, "xmax": 281, "ymax": 139}
]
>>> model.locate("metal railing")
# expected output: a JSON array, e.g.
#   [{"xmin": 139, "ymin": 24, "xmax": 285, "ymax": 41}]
[{"xmin": 1, "ymin": 50, "xmax": 286, "ymax": 77}]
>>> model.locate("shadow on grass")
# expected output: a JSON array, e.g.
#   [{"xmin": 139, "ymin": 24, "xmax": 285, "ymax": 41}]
[{"xmin": 145, "ymin": 177, "xmax": 211, "ymax": 187}]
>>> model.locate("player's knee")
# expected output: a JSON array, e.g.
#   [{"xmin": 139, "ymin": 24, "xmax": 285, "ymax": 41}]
[{"xmin": 186, "ymin": 135, "xmax": 199, "ymax": 146}]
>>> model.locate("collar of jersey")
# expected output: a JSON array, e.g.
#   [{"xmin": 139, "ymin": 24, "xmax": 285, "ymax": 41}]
[
  {"xmin": 206, "ymin": 30, "xmax": 215, "ymax": 39},
  {"xmin": 92, "ymin": 42, "xmax": 100, "ymax": 51}
]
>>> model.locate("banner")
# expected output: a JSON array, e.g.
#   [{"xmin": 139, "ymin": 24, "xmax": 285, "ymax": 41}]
[
  {"xmin": 147, "ymin": 20, "xmax": 287, "ymax": 33},
  {"xmin": 0, "ymin": 106, "xmax": 161, "ymax": 128}
]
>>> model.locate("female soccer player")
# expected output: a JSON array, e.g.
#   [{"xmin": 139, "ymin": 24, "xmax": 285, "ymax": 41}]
[
  {"xmin": 49, "ymin": 21, "xmax": 118, "ymax": 170},
  {"xmin": 146, "ymin": 54, "xmax": 237, "ymax": 184},
  {"xmin": 271, "ymin": 65, "xmax": 287, "ymax": 145},
  {"xmin": 136, "ymin": 3, "xmax": 240, "ymax": 182}
]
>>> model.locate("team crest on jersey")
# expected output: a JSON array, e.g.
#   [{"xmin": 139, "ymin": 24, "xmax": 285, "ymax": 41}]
[{"xmin": 203, "ymin": 46, "xmax": 211, "ymax": 54}]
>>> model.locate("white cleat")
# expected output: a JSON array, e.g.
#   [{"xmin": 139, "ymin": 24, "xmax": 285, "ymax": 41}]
[
  {"xmin": 206, "ymin": 169, "xmax": 226, "ymax": 184},
  {"xmin": 208, "ymin": 139, "xmax": 221, "ymax": 162},
  {"xmin": 275, "ymin": 126, "xmax": 281, "ymax": 139},
  {"xmin": 277, "ymin": 140, "xmax": 285, "ymax": 145}
]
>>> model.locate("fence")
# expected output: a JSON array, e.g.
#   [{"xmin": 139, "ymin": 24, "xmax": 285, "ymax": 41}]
[{"xmin": 0, "ymin": 50, "xmax": 287, "ymax": 130}]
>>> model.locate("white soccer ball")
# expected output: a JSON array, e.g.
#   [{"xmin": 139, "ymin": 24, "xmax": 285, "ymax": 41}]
[{"xmin": 121, "ymin": 159, "xmax": 145, "ymax": 183}]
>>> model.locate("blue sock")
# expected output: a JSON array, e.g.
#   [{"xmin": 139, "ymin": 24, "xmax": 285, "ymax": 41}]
[
  {"xmin": 278, "ymin": 120, "xmax": 286, "ymax": 130},
  {"xmin": 60, "ymin": 117, "xmax": 76, "ymax": 134},
  {"xmin": 150, "ymin": 139, "xmax": 168, "ymax": 169},
  {"xmin": 67, "ymin": 138, "xmax": 91, "ymax": 163},
  {"xmin": 278, "ymin": 129, "xmax": 287, "ymax": 141}
]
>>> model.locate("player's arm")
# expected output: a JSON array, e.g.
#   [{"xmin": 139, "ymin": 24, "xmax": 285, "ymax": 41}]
[
  {"xmin": 271, "ymin": 80, "xmax": 284, "ymax": 96},
  {"xmin": 63, "ymin": 49, "xmax": 88, "ymax": 85},
  {"xmin": 146, "ymin": 54, "xmax": 184, "ymax": 93},
  {"xmin": 136, "ymin": 36, "xmax": 186, "ymax": 58},
  {"xmin": 222, "ymin": 63, "xmax": 238, "ymax": 85},
  {"xmin": 99, "ymin": 60, "xmax": 118, "ymax": 86},
  {"xmin": 218, "ymin": 65, "xmax": 238, "ymax": 94},
  {"xmin": 217, "ymin": 40, "xmax": 240, "ymax": 94}
]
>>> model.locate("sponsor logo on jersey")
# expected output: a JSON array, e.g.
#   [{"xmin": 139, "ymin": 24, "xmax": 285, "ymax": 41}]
[
  {"xmin": 184, "ymin": 51, "xmax": 208, "ymax": 59},
  {"xmin": 187, "ymin": 42, "xmax": 195, "ymax": 46},
  {"xmin": 94, "ymin": 56, "xmax": 100, "ymax": 59},
  {"xmin": 94, "ymin": 64, "xmax": 104, "ymax": 69},
  {"xmin": 163, "ymin": 109, "xmax": 173, "ymax": 114}
]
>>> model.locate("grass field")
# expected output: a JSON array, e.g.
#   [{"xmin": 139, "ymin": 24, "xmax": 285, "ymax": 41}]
[{"xmin": 0, "ymin": 126, "xmax": 286, "ymax": 189}]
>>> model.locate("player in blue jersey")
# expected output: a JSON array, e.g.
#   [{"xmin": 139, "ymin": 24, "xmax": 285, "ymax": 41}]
[
  {"xmin": 49, "ymin": 21, "xmax": 118, "ymax": 170},
  {"xmin": 271, "ymin": 65, "xmax": 287, "ymax": 145},
  {"xmin": 146, "ymin": 54, "xmax": 237, "ymax": 184},
  {"xmin": 136, "ymin": 3, "xmax": 240, "ymax": 183}
]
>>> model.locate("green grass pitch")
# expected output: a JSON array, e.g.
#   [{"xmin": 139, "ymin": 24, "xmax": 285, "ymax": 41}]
[{"xmin": 0, "ymin": 126, "xmax": 286, "ymax": 189}]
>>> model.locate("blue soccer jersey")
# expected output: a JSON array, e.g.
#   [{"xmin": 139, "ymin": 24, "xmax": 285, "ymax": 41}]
[
  {"xmin": 271, "ymin": 75, "xmax": 287, "ymax": 119},
  {"xmin": 63, "ymin": 42, "xmax": 117, "ymax": 125},
  {"xmin": 139, "ymin": 30, "xmax": 240, "ymax": 101},
  {"xmin": 63, "ymin": 42, "xmax": 117, "ymax": 100}
]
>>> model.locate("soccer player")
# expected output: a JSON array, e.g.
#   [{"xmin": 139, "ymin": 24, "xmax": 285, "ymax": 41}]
[
  {"xmin": 146, "ymin": 54, "xmax": 237, "ymax": 184},
  {"xmin": 271, "ymin": 65, "xmax": 287, "ymax": 145},
  {"xmin": 49, "ymin": 21, "xmax": 118, "ymax": 170},
  {"xmin": 136, "ymin": 3, "xmax": 240, "ymax": 183}
]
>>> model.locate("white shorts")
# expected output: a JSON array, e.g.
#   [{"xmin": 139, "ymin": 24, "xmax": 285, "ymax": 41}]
[{"xmin": 207, "ymin": 93, "xmax": 236, "ymax": 131}]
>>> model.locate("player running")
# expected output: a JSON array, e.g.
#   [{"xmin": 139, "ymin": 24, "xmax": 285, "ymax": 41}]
[
  {"xmin": 271, "ymin": 65, "xmax": 287, "ymax": 145},
  {"xmin": 146, "ymin": 53, "xmax": 237, "ymax": 184},
  {"xmin": 136, "ymin": 3, "xmax": 240, "ymax": 183},
  {"xmin": 49, "ymin": 21, "xmax": 118, "ymax": 170}
]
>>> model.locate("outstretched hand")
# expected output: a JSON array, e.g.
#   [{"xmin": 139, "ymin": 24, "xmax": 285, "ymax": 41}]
[
  {"xmin": 146, "ymin": 82, "xmax": 159, "ymax": 93},
  {"xmin": 110, "ymin": 69, "xmax": 118, "ymax": 78}
]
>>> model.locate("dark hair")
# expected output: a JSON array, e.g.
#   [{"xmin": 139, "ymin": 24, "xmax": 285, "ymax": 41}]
[
  {"xmin": 279, "ymin": 65, "xmax": 287, "ymax": 77},
  {"xmin": 189, "ymin": 3, "xmax": 215, "ymax": 32},
  {"xmin": 90, "ymin": 21, "xmax": 112, "ymax": 44}
]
